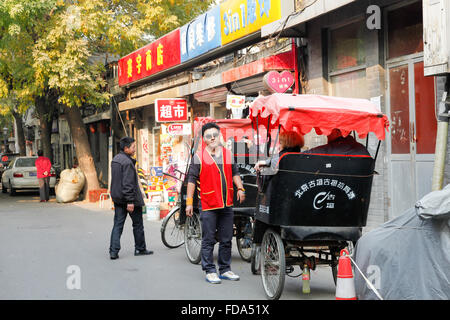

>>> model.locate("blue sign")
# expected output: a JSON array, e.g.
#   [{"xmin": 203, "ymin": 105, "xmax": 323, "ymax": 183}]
[
  {"xmin": 180, "ymin": 5, "xmax": 221, "ymax": 63},
  {"xmin": 150, "ymin": 167, "xmax": 163, "ymax": 177}
]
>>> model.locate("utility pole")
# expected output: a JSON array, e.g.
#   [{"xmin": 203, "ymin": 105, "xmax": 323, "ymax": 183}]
[{"xmin": 431, "ymin": 76, "xmax": 450, "ymax": 191}]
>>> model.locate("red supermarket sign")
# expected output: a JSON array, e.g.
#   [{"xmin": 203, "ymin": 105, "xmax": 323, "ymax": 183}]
[
  {"xmin": 118, "ymin": 29, "xmax": 181, "ymax": 87},
  {"xmin": 155, "ymin": 99, "xmax": 188, "ymax": 122}
]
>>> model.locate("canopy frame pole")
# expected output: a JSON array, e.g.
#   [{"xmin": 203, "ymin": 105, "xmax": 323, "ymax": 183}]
[
  {"xmin": 266, "ymin": 115, "xmax": 272, "ymax": 157},
  {"xmin": 256, "ymin": 116, "xmax": 260, "ymax": 162},
  {"xmin": 184, "ymin": 129, "xmax": 202, "ymax": 182},
  {"xmin": 270, "ymin": 125, "xmax": 281, "ymax": 158},
  {"xmin": 374, "ymin": 140, "xmax": 381, "ymax": 162}
]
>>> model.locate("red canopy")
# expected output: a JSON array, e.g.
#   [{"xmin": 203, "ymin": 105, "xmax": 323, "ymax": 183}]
[{"xmin": 249, "ymin": 93, "xmax": 389, "ymax": 140}]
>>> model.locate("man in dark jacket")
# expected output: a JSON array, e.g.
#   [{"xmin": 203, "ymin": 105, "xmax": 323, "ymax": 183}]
[
  {"xmin": 305, "ymin": 129, "xmax": 370, "ymax": 156},
  {"xmin": 109, "ymin": 137, "xmax": 153, "ymax": 260}
]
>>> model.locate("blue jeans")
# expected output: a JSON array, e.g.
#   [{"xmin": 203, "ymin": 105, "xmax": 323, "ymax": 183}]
[
  {"xmin": 199, "ymin": 204, "xmax": 234, "ymax": 275},
  {"xmin": 109, "ymin": 204, "xmax": 146, "ymax": 254}
]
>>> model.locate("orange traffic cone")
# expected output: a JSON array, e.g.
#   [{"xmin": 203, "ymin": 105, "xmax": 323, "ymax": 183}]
[{"xmin": 335, "ymin": 248, "xmax": 357, "ymax": 300}]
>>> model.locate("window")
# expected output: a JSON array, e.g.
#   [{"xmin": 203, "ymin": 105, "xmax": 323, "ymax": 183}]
[
  {"xmin": 387, "ymin": 1, "xmax": 423, "ymax": 60},
  {"xmin": 16, "ymin": 157, "xmax": 38, "ymax": 167},
  {"xmin": 329, "ymin": 21, "xmax": 366, "ymax": 72},
  {"xmin": 328, "ymin": 19, "xmax": 368, "ymax": 99}
]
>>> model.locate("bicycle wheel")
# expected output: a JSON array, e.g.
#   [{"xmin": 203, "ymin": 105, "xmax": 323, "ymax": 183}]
[
  {"xmin": 236, "ymin": 217, "xmax": 253, "ymax": 262},
  {"xmin": 261, "ymin": 228, "xmax": 285, "ymax": 300},
  {"xmin": 184, "ymin": 212, "xmax": 202, "ymax": 264},
  {"xmin": 160, "ymin": 207, "xmax": 185, "ymax": 249},
  {"xmin": 251, "ymin": 244, "xmax": 261, "ymax": 275}
]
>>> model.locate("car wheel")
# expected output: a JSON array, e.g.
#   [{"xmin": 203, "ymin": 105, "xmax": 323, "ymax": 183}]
[
  {"xmin": 9, "ymin": 180, "xmax": 16, "ymax": 196},
  {"xmin": 2, "ymin": 182, "xmax": 7, "ymax": 193}
]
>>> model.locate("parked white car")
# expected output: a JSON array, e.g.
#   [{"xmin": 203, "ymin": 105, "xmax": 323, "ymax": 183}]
[{"xmin": 1, "ymin": 156, "xmax": 56, "ymax": 196}]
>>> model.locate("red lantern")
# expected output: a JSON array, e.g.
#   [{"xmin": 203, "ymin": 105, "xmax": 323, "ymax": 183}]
[{"xmin": 90, "ymin": 124, "xmax": 96, "ymax": 133}]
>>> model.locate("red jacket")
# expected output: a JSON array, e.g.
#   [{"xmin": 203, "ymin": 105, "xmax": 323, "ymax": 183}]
[
  {"xmin": 198, "ymin": 146, "xmax": 234, "ymax": 211},
  {"xmin": 35, "ymin": 156, "xmax": 52, "ymax": 179}
]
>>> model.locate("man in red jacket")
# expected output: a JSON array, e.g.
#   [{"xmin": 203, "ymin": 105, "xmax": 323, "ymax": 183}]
[
  {"xmin": 186, "ymin": 122, "xmax": 245, "ymax": 284},
  {"xmin": 35, "ymin": 150, "xmax": 52, "ymax": 202}
]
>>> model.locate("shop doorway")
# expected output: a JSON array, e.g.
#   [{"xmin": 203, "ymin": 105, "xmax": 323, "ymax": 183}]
[{"xmin": 387, "ymin": 59, "xmax": 437, "ymax": 218}]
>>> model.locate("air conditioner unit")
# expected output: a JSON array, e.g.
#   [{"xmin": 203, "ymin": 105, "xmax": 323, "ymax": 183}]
[{"xmin": 423, "ymin": 0, "xmax": 450, "ymax": 76}]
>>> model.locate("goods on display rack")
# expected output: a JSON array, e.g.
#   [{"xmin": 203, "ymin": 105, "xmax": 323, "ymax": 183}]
[{"xmin": 144, "ymin": 122, "xmax": 192, "ymax": 220}]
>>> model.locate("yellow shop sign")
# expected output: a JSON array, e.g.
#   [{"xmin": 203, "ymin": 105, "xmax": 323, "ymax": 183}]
[{"xmin": 221, "ymin": 0, "xmax": 281, "ymax": 45}]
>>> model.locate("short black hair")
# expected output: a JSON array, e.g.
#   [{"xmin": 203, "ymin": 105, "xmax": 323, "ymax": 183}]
[
  {"xmin": 37, "ymin": 150, "xmax": 43, "ymax": 156},
  {"xmin": 201, "ymin": 122, "xmax": 220, "ymax": 137},
  {"xmin": 120, "ymin": 137, "xmax": 135, "ymax": 151}
]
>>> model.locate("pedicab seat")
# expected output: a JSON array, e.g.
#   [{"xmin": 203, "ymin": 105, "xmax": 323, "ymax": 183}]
[{"xmin": 255, "ymin": 153, "xmax": 375, "ymax": 229}]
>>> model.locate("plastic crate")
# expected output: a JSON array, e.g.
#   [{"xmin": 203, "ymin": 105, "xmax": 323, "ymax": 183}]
[{"xmin": 89, "ymin": 189, "xmax": 108, "ymax": 202}]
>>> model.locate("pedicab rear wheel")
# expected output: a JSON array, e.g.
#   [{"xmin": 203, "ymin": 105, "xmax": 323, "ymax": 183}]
[
  {"xmin": 261, "ymin": 228, "xmax": 285, "ymax": 300},
  {"xmin": 184, "ymin": 213, "xmax": 202, "ymax": 264},
  {"xmin": 250, "ymin": 244, "xmax": 261, "ymax": 275}
]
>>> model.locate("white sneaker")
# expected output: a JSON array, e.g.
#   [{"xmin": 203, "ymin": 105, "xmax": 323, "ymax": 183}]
[
  {"xmin": 205, "ymin": 273, "xmax": 221, "ymax": 284},
  {"xmin": 220, "ymin": 271, "xmax": 240, "ymax": 281}
]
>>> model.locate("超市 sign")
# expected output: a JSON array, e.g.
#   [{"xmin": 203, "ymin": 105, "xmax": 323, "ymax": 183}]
[{"xmin": 155, "ymin": 99, "xmax": 188, "ymax": 122}]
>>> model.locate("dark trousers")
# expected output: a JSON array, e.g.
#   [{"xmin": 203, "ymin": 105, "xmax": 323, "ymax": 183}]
[
  {"xmin": 38, "ymin": 177, "xmax": 50, "ymax": 201},
  {"xmin": 200, "ymin": 206, "xmax": 234, "ymax": 274},
  {"xmin": 109, "ymin": 203, "xmax": 146, "ymax": 254}
]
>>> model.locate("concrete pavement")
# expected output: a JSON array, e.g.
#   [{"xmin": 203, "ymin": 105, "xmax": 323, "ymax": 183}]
[{"xmin": 0, "ymin": 191, "xmax": 337, "ymax": 300}]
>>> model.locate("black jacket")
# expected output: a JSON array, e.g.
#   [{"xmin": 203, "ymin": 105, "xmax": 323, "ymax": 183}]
[
  {"xmin": 110, "ymin": 151, "xmax": 145, "ymax": 206},
  {"xmin": 305, "ymin": 136, "xmax": 370, "ymax": 156}
]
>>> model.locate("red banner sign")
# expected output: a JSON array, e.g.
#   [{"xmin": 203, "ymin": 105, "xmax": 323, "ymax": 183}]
[
  {"xmin": 155, "ymin": 99, "xmax": 188, "ymax": 122},
  {"xmin": 118, "ymin": 30, "xmax": 181, "ymax": 87}
]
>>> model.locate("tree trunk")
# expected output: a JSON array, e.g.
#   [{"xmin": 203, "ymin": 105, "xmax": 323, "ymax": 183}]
[
  {"xmin": 11, "ymin": 109, "xmax": 26, "ymax": 156},
  {"xmin": 34, "ymin": 95, "xmax": 53, "ymax": 162},
  {"xmin": 64, "ymin": 104, "xmax": 100, "ymax": 198}
]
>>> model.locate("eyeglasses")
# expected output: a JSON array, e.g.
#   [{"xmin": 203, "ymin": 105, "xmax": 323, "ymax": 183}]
[{"xmin": 204, "ymin": 132, "xmax": 219, "ymax": 140}]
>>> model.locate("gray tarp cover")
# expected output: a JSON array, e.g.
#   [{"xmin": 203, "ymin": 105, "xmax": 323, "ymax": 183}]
[{"xmin": 354, "ymin": 185, "xmax": 450, "ymax": 300}]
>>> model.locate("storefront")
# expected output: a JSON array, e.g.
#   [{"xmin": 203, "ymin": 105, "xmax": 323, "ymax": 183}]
[
  {"xmin": 115, "ymin": 0, "xmax": 297, "ymax": 219},
  {"xmin": 260, "ymin": 0, "xmax": 447, "ymax": 228}
]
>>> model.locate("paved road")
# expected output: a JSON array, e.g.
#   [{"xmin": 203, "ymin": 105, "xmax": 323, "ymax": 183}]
[{"xmin": 0, "ymin": 191, "xmax": 337, "ymax": 300}]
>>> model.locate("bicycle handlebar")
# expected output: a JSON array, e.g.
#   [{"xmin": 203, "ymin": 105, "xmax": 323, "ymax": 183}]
[{"xmin": 163, "ymin": 172, "xmax": 183, "ymax": 182}]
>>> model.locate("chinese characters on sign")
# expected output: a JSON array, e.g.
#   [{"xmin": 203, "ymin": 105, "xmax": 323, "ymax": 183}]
[
  {"xmin": 226, "ymin": 94, "xmax": 245, "ymax": 109},
  {"xmin": 118, "ymin": 30, "xmax": 181, "ymax": 86},
  {"xmin": 164, "ymin": 123, "xmax": 192, "ymax": 136},
  {"xmin": 294, "ymin": 179, "xmax": 357, "ymax": 210},
  {"xmin": 263, "ymin": 70, "xmax": 295, "ymax": 93},
  {"xmin": 139, "ymin": 128, "xmax": 150, "ymax": 175},
  {"xmin": 118, "ymin": 0, "xmax": 282, "ymax": 87},
  {"xmin": 180, "ymin": 6, "xmax": 221, "ymax": 62},
  {"xmin": 155, "ymin": 99, "xmax": 188, "ymax": 123},
  {"xmin": 221, "ymin": 0, "xmax": 281, "ymax": 45},
  {"xmin": 226, "ymin": 94, "xmax": 246, "ymax": 119}
]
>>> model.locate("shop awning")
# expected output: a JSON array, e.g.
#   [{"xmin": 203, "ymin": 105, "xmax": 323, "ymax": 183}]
[
  {"xmin": 118, "ymin": 87, "xmax": 179, "ymax": 111},
  {"xmin": 83, "ymin": 111, "xmax": 111, "ymax": 124}
]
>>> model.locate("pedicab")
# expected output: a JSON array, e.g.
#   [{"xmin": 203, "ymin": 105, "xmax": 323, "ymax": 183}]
[
  {"xmin": 248, "ymin": 93, "xmax": 389, "ymax": 300},
  {"xmin": 160, "ymin": 117, "xmax": 263, "ymax": 264}
]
